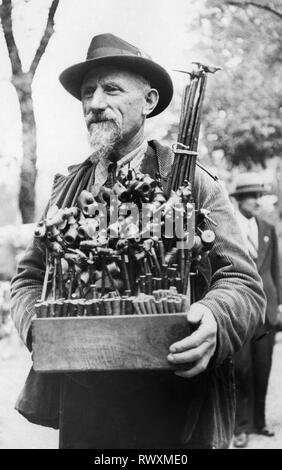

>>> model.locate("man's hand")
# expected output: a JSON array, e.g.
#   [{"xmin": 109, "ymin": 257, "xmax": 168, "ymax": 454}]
[{"xmin": 167, "ymin": 303, "xmax": 218, "ymax": 378}]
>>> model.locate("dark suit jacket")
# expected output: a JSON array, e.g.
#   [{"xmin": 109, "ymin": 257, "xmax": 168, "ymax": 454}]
[{"xmin": 256, "ymin": 218, "xmax": 282, "ymax": 326}]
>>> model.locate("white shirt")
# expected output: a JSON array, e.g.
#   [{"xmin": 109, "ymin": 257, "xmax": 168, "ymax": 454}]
[{"xmin": 236, "ymin": 210, "xmax": 258, "ymax": 259}]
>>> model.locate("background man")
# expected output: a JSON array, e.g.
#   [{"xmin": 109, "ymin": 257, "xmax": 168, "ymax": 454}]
[
  {"xmin": 230, "ymin": 173, "xmax": 282, "ymax": 448},
  {"xmin": 11, "ymin": 34, "xmax": 265, "ymax": 449}
]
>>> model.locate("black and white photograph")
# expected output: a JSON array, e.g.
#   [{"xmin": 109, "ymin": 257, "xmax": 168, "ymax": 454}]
[{"xmin": 0, "ymin": 0, "xmax": 282, "ymax": 452}]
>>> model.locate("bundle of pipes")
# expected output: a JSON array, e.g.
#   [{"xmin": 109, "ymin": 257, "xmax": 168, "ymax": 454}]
[
  {"xmin": 34, "ymin": 287, "xmax": 189, "ymax": 318},
  {"xmin": 164, "ymin": 63, "xmax": 220, "ymax": 300},
  {"xmin": 34, "ymin": 169, "xmax": 167, "ymax": 304},
  {"xmin": 34, "ymin": 295, "xmax": 135, "ymax": 318},
  {"xmin": 168, "ymin": 63, "xmax": 220, "ymax": 194}
]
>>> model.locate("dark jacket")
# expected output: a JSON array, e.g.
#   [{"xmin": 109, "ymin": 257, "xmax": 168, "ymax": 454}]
[
  {"xmin": 256, "ymin": 217, "xmax": 282, "ymax": 326},
  {"xmin": 10, "ymin": 141, "xmax": 266, "ymax": 449}
]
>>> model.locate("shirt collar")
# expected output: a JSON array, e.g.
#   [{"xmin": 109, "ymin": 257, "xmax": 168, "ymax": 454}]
[
  {"xmin": 236, "ymin": 211, "xmax": 256, "ymax": 225},
  {"xmin": 116, "ymin": 139, "xmax": 148, "ymax": 171},
  {"xmin": 67, "ymin": 139, "xmax": 148, "ymax": 176}
]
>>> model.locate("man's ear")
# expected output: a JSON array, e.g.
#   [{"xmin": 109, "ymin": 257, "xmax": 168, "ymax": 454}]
[{"xmin": 143, "ymin": 88, "xmax": 159, "ymax": 116}]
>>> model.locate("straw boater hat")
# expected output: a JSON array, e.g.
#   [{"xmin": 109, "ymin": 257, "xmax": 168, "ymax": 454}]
[
  {"xmin": 59, "ymin": 33, "xmax": 173, "ymax": 118},
  {"xmin": 230, "ymin": 172, "xmax": 268, "ymax": 198}
]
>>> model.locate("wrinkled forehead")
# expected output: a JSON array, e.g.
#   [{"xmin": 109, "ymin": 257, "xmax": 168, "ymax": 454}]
[{"xmin": 82, "ymin": 65, "xmax": 149, "ymax": 89}]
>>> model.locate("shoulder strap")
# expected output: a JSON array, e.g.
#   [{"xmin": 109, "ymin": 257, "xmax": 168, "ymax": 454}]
[
  {"xmin": 196, "ymin": 162, "xmax": 218, "ymax": 182},
  {"xmin": 152, "ymin": 139, "xmax": 219, "ymax": 183}
]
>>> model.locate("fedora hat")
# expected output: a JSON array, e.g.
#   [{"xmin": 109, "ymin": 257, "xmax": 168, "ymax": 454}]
[
  {"xmin": 59, "ymin": 33, "xmax": 173, "ymax": 118},
  {"xmin": 230, "ymin": 172, "xmax": 268, "ymax": 198}
]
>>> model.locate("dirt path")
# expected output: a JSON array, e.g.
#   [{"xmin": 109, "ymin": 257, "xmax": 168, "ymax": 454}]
[
  {"xmin": 0, "ymin": 331, "xmax": 282, "ymax": 449},
  {"xmin": 0, "ymin": 334, "xmax": 58, "ymax": 449}
]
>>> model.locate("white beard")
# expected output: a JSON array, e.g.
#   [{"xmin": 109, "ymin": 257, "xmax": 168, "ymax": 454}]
[{"xmin": 87, "ymin": 120, "xmax": 122, "ymax": 162}]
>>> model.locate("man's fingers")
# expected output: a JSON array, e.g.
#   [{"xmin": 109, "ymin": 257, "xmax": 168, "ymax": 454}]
[
  {"xmin": 169, "ymin": 313, "xmax": 216, "ymax": 354},
  {"xmin": 174, "ymin": 356, "xmax": 210, "ymax": 378},
  {"xmin": 167, "ymin": 341, "xmax": 209, "ymax": 364},
  {"xmin": 167, "ymin": 305, "xmax": 218, "ymax": 378},
  {"xmin": 169, "ymin": 327, "xmax": 211, "ymax": 353}
]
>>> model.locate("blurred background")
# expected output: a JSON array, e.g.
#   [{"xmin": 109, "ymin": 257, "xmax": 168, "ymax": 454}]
[{"xmin": 0, "ymin": 0, "xmax": 282, "ymax": 449}]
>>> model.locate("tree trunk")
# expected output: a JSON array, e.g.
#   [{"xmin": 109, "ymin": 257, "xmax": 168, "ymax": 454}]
[
  {"xmin": 0, "ymin": 0, "xmax": 60, "ymax": 223},
  {"xmin": 13, "ymin": 74, "xmax": 37, "ymax": 223}
]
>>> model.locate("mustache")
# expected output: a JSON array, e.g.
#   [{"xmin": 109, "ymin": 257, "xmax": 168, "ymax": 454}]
[{"xmin": 86, "ymin": 113, "xmax": 117, "ymax": 128}]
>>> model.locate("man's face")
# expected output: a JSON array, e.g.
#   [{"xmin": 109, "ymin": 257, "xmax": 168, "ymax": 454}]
[
  {"xmin": 81, "ymin": 66, "xmax": 152, "ymax": 158},
  {"xmin": 238, "ymin": 192, "xmax": 262, "ymax": 219}
]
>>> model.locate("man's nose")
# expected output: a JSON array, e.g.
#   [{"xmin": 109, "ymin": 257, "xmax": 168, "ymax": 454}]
[{"xmin": 89, "ymin": 87, "xmax": 107, "ymax": 111}]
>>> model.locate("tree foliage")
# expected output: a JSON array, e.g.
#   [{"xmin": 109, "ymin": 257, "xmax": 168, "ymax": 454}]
[{"xmin": 192, "ymin": 0, "xmax": 282, "ymax": 168}]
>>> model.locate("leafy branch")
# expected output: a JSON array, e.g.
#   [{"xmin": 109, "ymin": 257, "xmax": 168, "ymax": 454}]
[{"xmin": 226, "ymin": 1, "xmax": 282, "ymax": 20}]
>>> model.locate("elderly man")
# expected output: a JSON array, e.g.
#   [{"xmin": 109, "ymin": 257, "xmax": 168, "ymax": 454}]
[
  {"xmin": 230, "ymin": 173, "xmax": 282, "ymax": 448},
  {"xmin": 11, "ymin": 34, "xmax": 265, "ymax": 449}
]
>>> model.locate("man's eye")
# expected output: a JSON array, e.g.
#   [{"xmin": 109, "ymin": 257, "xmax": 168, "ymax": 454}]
[
  {"xmin": 82, "ymin": 89, "xmax": 93, "ymax": 99},
  {"xmin": 105, "ymin": 85, "xmax": 120, "ymax": 93}
]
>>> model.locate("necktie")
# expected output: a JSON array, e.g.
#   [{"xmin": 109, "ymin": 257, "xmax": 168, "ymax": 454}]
[{"xmin": 104, "ymin": 162, "xmax": 117, "ymax": 189}]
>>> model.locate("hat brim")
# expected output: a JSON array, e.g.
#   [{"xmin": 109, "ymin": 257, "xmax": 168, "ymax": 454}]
[
  {"xmin": 230, "ymin": 186, "xmax": 268, "ymax": 198},
  {"xmin": 59, "ymin": 55, "xmax": 173, "ymax": 118}
]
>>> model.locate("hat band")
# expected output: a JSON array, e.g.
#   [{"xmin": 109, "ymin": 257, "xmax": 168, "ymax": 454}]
[
  {"xmin": 87, "ymin": 47, "xmax": 143, "ymax": 60},
  {"xmin": 236, "ymin": 184, "xmax": 265, "ymax": 191}
]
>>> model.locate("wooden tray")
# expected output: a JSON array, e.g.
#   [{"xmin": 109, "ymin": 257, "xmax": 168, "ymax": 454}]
[{"xmin": 32, "ymin": 313, "xmax": 190, "ymax": 372}]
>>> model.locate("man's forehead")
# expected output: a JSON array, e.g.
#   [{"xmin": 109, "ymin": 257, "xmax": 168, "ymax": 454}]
[{"xmin": 82, "ymin": 66, "xmax": 145, "ymax": 86}]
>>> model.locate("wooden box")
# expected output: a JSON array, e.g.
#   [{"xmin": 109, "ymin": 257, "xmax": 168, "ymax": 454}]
[{"xmin": 32, "ymin": 313, "xmax": 190, "ymax": 372}]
